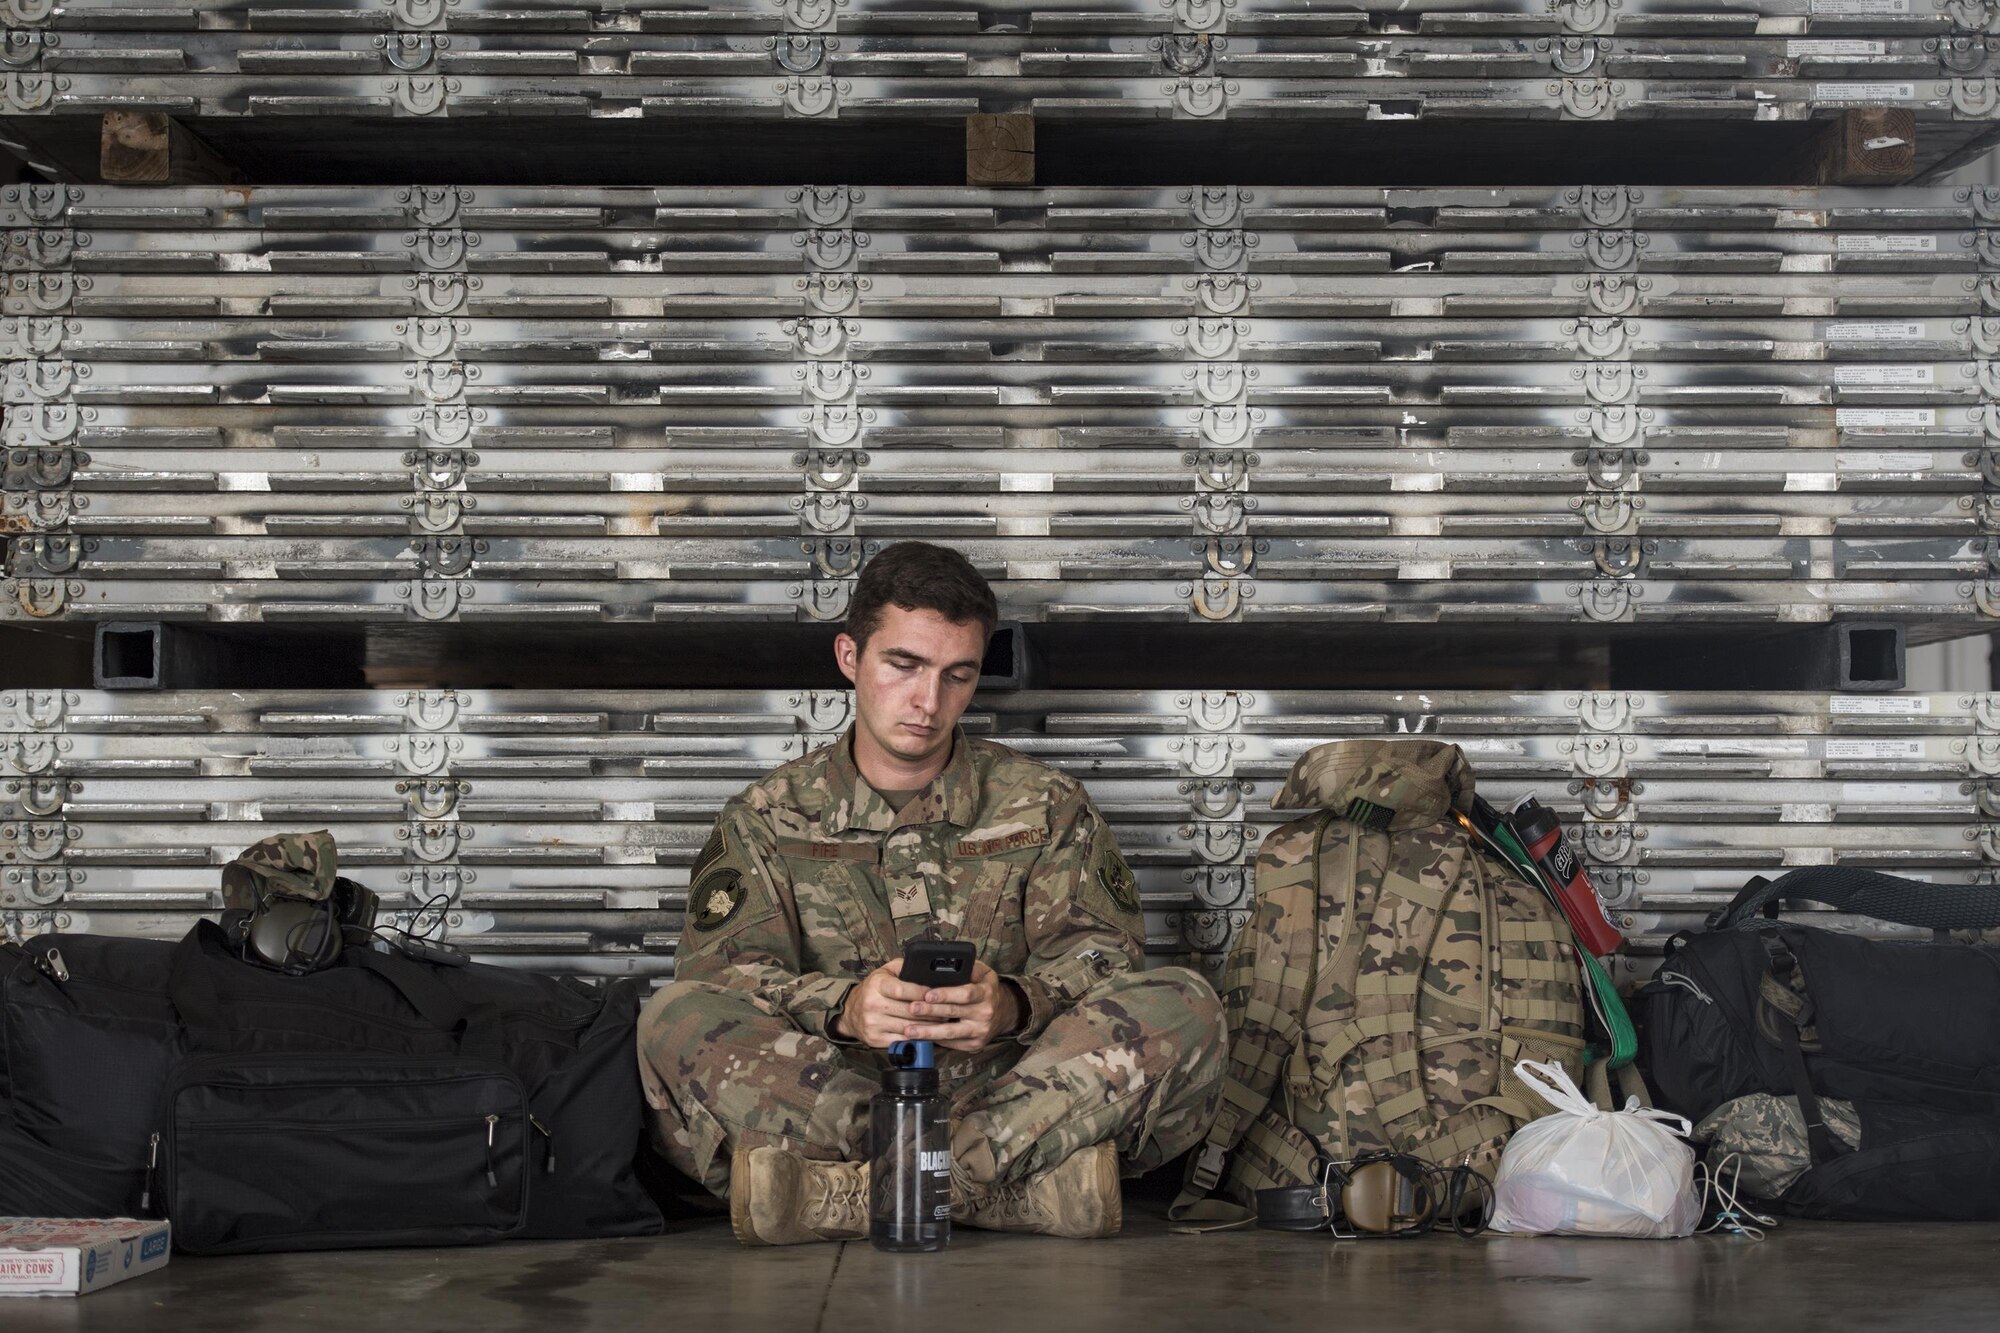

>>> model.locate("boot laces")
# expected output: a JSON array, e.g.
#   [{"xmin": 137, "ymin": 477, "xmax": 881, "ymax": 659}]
[
  {"xmin": 988, "ymin": 1179, "xmax": 1047, "ymax": 1225},
  {"xmin": 814, "ymin": 1167, "xmax": 868, "ymax": 1229}
]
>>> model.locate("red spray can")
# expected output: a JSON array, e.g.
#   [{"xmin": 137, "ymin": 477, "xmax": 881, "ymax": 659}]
[{"xmin": 1508, "ymin": 797, "xmax": 1624, "ymax": 958}]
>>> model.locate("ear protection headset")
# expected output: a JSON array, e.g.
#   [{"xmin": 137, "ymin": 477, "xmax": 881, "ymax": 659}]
[
  {"xmin": 225, "ymin": 876, "xmax": 380, "ymax": 975},
  {"xmin": 1255, "ymin": 1151, "xmax": 1494, "ymax": 1239}
]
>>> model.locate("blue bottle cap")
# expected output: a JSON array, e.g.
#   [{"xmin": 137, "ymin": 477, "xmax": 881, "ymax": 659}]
[{"xmin": 888, "ymin": 1040, "xmax": 936, "ymax": 1070}]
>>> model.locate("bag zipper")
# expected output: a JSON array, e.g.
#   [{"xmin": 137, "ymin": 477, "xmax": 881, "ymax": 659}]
[
  {"xmin": 1657, "ymin": 970, "xmax": 1714, "ymax": 1007},
  {"xmin": 3, "ymin": 940, "xmax": 71, "ymax": 985},
  {"xmin": 179, "ymin": 1114, "xmax": 509, "ymax": 1135},
  {"xmin": 139, "ymin": 1132, "xmax": 159, "ymax": 1213},
  {"xmin": 485, "ymin": 1114, "xmax": 500, "ymax": 1187},
  {"xmin": 531, "ymin": 1114, "xmax": 557, "ymax": 1174}
]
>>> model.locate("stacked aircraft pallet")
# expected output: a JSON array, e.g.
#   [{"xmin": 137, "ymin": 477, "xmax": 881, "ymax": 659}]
[
  {"xmin": 8, "ymin": 182, "xmax": 2000, "ymax": 634},
  {"xmin": 1, "ymin": 0, "xmax": 1999, "ymax": 160},
  {"xmin": 5, "ymin": 686, "xmax": 1993, "ymax": 985},
  {"xmin": 6, "ymin": 0, "xmax": 1999, "ymax": 981}
]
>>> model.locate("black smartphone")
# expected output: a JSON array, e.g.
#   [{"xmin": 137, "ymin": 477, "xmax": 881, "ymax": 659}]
[{"xmin": 901, "ymin": 939, "xmax": 976, "ymax": 989}]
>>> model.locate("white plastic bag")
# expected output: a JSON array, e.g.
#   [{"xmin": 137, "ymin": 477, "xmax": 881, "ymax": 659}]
[{"xmin": 1489, "ymin": 1059, "xmax": 1701, "ymax": 1238}]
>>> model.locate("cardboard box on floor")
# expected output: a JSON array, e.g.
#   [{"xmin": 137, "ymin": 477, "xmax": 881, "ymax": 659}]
[{"xmin": 0, "ymin": 1219, "xmax": 171, "ymax": 1297}]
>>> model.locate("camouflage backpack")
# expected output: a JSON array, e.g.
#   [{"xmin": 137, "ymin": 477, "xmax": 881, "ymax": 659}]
[{"xmin": 1171, "ymin": 738, "xmax": 1589, "ymax": 1224}]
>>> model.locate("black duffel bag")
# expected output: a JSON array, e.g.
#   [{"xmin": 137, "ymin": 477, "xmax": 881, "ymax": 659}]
[
  {"xmin": 0, "ymin": 921, "xmax": 663, "ymax": 1253},
  {"xmin": 1643, "ymin": 867, "xmax": 2000, "ymax": 1220}
]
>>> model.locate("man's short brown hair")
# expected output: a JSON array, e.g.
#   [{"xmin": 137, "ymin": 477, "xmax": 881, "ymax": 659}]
[{"xmin": 844, "ymin": 542, "xmax": 998, "ymax": 650}]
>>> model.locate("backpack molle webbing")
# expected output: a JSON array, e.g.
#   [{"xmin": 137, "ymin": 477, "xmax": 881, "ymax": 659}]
[{"xmin": 1173, "ymin": 739, "xmax": 1588, "ymax": 1225}]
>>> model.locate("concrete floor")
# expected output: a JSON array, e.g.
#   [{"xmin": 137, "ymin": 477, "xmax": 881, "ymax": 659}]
[{"xmin": 13, "ymin": 1205, "xmax": 2000, "ymax": 1332}]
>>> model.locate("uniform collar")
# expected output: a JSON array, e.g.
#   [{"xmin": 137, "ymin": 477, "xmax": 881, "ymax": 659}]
[{"xmin": 826, "ymin": 723, "xmax": 979, "ymax": 834}]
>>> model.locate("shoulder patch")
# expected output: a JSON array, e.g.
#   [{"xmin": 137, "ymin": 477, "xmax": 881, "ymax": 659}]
[
  {"xmin": 688, "ymin": 866, "xmax": 746, "ymax": 934},
  {"xmin": 1091, "ymin": 836, "xmax": 1141, "ymax": 915},
  {"xmin": 684, "ymin": 817, "xmax": 759, "ymax": 936}
]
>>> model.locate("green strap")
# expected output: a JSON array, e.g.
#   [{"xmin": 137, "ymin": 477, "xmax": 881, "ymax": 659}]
[
  {"xmin": 1582, "ymin": 948, "xmax": 1640, "ymax": 1069},
  {"xmin": 1468, "ymin": 807, "xmax": 1636, "ymax": 1070}
]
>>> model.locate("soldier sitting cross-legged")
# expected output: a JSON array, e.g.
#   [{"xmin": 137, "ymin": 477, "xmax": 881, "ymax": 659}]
[{"xmin": 637, "ymin": 541, "xmax": 1227, "ymax": 1244}]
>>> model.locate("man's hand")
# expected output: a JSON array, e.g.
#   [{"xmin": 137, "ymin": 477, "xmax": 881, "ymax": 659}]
[
  {"xmin": 902, "ymin": 959, "xmax": 1020, "ymax": 1054},
  {"xmin": 838, "ymin": 959, "xmax": 1021, "ymax": 1053}
]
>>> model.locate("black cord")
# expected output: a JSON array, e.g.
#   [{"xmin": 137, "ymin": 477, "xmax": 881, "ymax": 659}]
[
  {"xmin": 1438, "ymin": 1160, "xmax": 1496, "ymax": 1239},
  {"xmin": 278, "ymin": 892, "xmax": 340, "ymax": 976},
  {"xmin": 368, "ymin": 890, "xmax": 456, "ymax": 953}
]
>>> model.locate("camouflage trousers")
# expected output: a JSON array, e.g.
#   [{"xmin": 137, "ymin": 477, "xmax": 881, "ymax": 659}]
[{"xmin": 637, "ymin": 967, "xmax": 1227, "ymax": 1197}]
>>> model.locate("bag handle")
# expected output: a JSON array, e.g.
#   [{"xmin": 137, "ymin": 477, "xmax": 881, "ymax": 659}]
[
  {"xmin": 345, "ymin": 947, "xmax": 504, "ymax": 1065},
  {"xmin": 167, "ymin": 921, "xmax": 238, "ymax": 1050},
  {"xmin": 169, "ymin": 921, "xmax": 501, "ymax": 1062},
  {"xmin": 1513, "ymin": 1060, "xmax": 1691, "ymax": 1137},
  {"xmin": 1711, "ymin": 867, "xmax": 2000, "ymax": 933}
]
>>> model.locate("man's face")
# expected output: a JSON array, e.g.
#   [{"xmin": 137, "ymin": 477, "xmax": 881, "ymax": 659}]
[{"xmin": 836, "ymin": 605, "xmax": 986, "ymax": 770}]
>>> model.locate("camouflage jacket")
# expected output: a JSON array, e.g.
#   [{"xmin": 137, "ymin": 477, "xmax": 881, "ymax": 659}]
[{"xmin": 674, "ymin": 724, "xmax": 1145, "ymax": 1052}]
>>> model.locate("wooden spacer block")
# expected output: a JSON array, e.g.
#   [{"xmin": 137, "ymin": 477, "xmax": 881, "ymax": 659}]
[
  {"xmin": 1809, "ymin": 107, "xmax": 1917, "ymax": 186},
  {"xmin": 967, "ymin": 113, "xmax": 1035, "ymax": 187},
  {"xmin": 100, "ymin": 111, "xmax": 245, "ymax": 186}
]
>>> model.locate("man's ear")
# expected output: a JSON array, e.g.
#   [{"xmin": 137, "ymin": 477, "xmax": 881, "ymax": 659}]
[{"xmin": 834, "ymin": 632, "xmax": 859, "ymax": 684}]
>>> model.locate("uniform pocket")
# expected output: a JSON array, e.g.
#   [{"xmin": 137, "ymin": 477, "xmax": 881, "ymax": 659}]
[{"xmin": 954, "ymin": 847, "xmax": 1042, "ymax": 972}]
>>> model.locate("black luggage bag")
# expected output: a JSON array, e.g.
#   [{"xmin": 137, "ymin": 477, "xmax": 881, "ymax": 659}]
[
  {"xmin": 1643, "ymin": 867, "xmax": 2000, "ymax": 1220},
  {"xmin": 0, "ymin": 921, "xmax": 664, "ymax": 1253}
]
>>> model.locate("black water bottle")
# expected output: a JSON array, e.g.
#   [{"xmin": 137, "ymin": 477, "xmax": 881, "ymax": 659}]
[{"xmin": 869, "ymin": 1040, "xmax": 951, "ymax": 1253}]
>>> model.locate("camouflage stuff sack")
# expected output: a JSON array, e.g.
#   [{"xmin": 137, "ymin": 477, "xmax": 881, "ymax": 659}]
[{"xmin": 1171, "ymin": 738, "xmax": 1589, "ymax": 1223}]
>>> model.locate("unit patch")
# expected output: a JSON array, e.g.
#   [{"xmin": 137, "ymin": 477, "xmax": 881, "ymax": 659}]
[
  {"xmin": 689, "ymin": 867, "xmax": 746, "ymax": 933},
  {"xmin": 1093, "ymin": 840, "xmax": 1141, "ymax": 915},
  {"xmin": 686, "ymin": 823, "xmax": 748, "ymax": 933}
]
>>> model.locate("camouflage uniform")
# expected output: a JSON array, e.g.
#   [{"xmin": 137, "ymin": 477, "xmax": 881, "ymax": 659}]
[
  {"xmin": 1693, "ymin": 1093, "xmax": 1862, "ymax": 1200},
  {"xmin": 637, "ymin": 725, "xmax": 1227, "ymax": 1197}
]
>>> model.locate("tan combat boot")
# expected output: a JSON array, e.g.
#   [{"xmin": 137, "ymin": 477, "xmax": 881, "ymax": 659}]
[
  {"xmin": 953, "ymin": 1141, "xmax": 1123, "ymax": 1238},
  {"xmin": 728, "ymin": 1145, "xmax": 869, "ymax": 1246}
]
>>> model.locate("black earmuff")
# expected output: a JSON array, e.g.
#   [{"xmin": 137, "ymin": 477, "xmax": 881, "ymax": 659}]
[
  {"xmin": 246, "ymin": 897, "xmax": 343, "ymax": 973},
  {"xmin": 232, "ymin": 876, "xmax": 381, "ymax": 974}
]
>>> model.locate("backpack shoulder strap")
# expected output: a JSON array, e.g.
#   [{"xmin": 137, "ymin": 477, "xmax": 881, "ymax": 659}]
[
  {"xmin": 1168, "ymin": 811, "xmax": 1328, "ymax": 1224},
  {"xmin": 1314, "ymin": 822, "xmax": 1461, "ymax": 1154}
]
